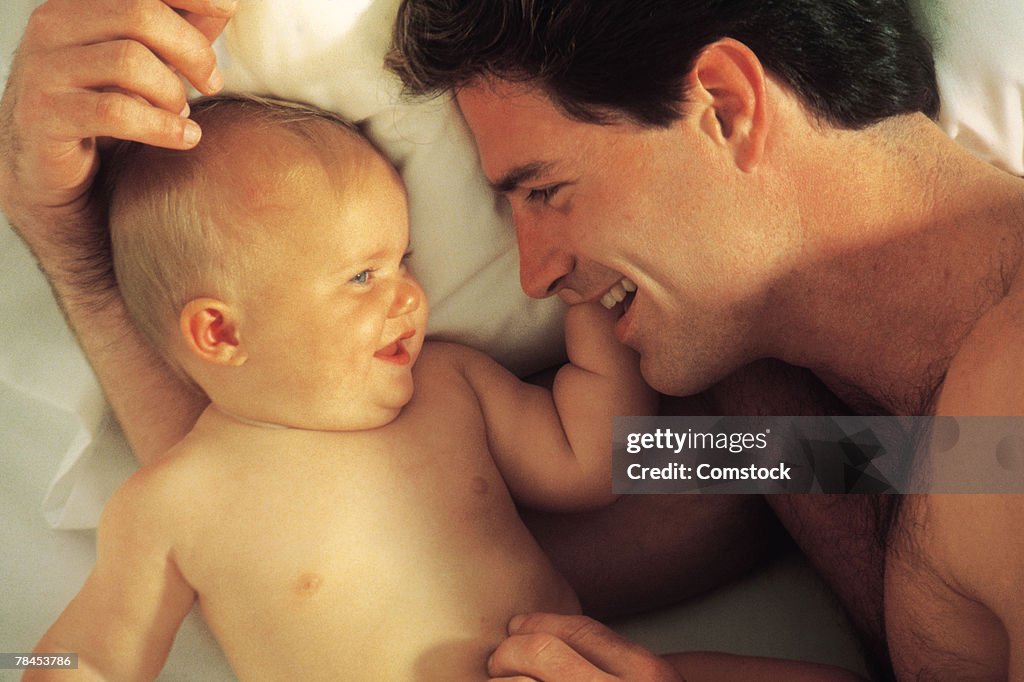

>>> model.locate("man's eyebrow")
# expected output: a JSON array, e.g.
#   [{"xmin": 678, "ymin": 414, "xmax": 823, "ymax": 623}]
[{"xmin": 491, "ymin": 161, "xmax": 556, "ymax": 195}]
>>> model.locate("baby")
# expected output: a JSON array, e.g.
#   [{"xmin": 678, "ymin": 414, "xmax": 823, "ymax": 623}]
[{"xmin": 25, "ymin": 94, "xmax": 655, "ymax": 681}]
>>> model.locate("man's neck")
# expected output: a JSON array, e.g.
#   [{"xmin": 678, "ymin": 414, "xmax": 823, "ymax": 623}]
[{"xmin": 767, "ymin": 116, "xmax": 1024, "ymax": 415}]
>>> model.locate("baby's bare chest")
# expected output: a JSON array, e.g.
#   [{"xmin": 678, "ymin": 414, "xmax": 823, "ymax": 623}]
[
  {"xmin": 189, "ymin": 394, "xmax": 524, "ymax": 585},
  {"xmin": 174, "ymin": 390, "xmax": 574, "ymax": 678}
]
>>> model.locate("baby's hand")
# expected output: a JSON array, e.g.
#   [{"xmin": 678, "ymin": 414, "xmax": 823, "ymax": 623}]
[{"xmin": 564, "ymin": 301, "xmax": 637, "ymax": 376}]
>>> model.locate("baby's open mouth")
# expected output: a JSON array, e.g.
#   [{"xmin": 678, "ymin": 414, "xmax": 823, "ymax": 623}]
[
  {"xmin": 374, "ymin": 330, "xmax": 415, "ymax": 364},
  {"xmin": 600, "ymin": 276, "xmax": 637, "ymax": 312}
]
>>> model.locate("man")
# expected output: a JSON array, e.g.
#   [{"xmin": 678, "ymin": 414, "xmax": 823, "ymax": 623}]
[
  {"xmin": 2, "ymin": 0, "xmax": 1020, "ymax": 679},
  {"xmin": 386, "ymin": 0, "xmax": 1024, "ymax": 679}
]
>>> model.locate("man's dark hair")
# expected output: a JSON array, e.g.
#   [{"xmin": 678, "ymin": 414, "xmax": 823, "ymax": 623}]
[{"xmin": 388, "ymin": 0, "xmax": 938, "ymax": 130}]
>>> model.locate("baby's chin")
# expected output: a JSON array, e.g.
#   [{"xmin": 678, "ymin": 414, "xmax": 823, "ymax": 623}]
[
  {"xmin": 298, "ymin": 400, "xmax": 413, "ymax": 432},
  {"xmin": 328, "ymin": 383, "xmax": 417, "ymax": 432},
  {"xmin": 221, "ymin": 358, "xmax": 420, "ymax": 432},
  {"xmin": 226, "ymin": 394, "xmax": 415, "ymax": 433}
]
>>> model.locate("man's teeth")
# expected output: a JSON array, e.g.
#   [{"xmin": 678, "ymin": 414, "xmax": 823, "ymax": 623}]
[{"xmin": 600, "ymin": 277, "xmax": 638, "ymax": 309}]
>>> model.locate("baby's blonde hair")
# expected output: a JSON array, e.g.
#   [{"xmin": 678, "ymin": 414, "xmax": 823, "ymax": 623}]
[{"xmin": 103, "ymin": 94, "xmax": 365, "ymax": 361}]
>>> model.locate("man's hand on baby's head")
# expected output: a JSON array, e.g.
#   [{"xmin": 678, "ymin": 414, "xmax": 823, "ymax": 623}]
[{"xmin": 0, "ymin": 0, "xmax": 234, "ymax": 235}]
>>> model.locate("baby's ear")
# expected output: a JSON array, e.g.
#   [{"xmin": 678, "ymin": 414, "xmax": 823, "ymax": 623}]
[{"xmin": 179, "ymin": 298, "xmax": 247, "ymax": 367}]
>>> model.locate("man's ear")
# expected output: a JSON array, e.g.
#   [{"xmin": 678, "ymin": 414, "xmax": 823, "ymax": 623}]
[
  {"xmin": 687, "ymin": 38, "xmax": 768, "ymax": 172},
  {"xmin": 179, "ymin": 298, "xmax": 248, "ymax": 367}
]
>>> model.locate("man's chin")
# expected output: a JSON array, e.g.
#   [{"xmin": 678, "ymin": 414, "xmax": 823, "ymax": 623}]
[
  {"xmin": 640, "ymin": 358, "xmax": 704, "ymax": 400},
  {"xmin": 638, "ymin": 358, "xmax": 688, "ymax": 395}
]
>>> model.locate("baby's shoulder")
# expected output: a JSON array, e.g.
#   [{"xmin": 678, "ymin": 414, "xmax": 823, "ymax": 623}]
[{"xmin": 101, "ymin": 438, "xmax": 215, "ymax": 539}]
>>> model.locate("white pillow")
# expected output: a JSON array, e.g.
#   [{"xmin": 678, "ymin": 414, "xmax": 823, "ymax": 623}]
[
  {"xmin": 914, "ymin": 0, "xmax": 1024, "ymax": 176},
  {"xmin": 1, "ymin": 0, "xmax": 1021, "ymax": 530}
]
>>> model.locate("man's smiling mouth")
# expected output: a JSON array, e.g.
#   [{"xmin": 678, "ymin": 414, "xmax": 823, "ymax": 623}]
[{"xmin": 600, "ymin": 276, "xmax": 637, "ymax": 311}]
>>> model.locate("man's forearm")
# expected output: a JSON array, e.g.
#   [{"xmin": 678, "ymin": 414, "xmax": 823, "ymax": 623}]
[
  {"xmin": 0, "ymin": 111, "xmax": 208, "ymax": 462},
  {"xmin": 58, "ymin": 287, "xmax": 206, "ymax": 464},
  {"xmin": 11, "ymin": 206, "xmax": 205, "ymax": 464}
]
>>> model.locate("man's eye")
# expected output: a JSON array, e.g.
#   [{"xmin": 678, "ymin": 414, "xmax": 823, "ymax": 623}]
[
  {"xmin": 351, "ymin": 270, "xmax": 374, "ymax": 285},
  {"xmin": 525, "ymin": 184, "xmax": 563, "ymax": 204}
]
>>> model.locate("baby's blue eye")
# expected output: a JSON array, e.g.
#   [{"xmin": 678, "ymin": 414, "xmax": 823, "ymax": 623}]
[{"xmin": 351, "ymin": 270, "xmax": 373, "ymax": 285}]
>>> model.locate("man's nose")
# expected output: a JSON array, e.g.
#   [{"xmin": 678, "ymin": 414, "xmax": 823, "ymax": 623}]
[
  {"xmin": 515, "ymin": 215, "xmax": 572, "ymax": 299},
  {"xmin": 389, "ymin": 276, "xmax": 423, "ymax": 317}
]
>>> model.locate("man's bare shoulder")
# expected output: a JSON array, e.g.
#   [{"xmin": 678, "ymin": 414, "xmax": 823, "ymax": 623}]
[{"xmin": 937, "ymin": 285, "xmax": 1024, "ymax": 416}]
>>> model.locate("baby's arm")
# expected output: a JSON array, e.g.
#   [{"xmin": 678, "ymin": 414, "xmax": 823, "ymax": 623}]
[
  {"xmin": 24, "ymin": 470, "xmax": 195, "ymax": 681},
  {"xmin": 459, "ymin": 302, "xmax": 657, "ymax": 511}
]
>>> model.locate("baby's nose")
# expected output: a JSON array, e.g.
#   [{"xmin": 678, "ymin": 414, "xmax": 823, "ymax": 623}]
[{"xmin": 389, "ymin": 278, "xmax": 422, "ymax": 317}]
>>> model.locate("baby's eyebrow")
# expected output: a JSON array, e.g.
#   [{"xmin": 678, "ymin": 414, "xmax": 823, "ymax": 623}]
[{"xmin": 491, "ymin": 161, "xmax": 556, "ymax": 195}]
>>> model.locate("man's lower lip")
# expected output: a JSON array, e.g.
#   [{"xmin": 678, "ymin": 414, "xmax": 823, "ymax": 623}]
[{"xmin": 614, "ymin": 304, "xmax": 635, "ymax": 346}]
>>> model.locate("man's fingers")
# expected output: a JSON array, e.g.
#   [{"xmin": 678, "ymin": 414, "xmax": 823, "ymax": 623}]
[
  {"xmin": 25, "ymin": 0, "xmax": 226, "ymax": 96},
  {"xmin": 23, "ymin": 90, "xmax": 200, "ymax": 171},
  {"xmin": 1, "ymin": 0, "xmax": 223, "ymax": 213},
  {"xmin": 60, "ymin": 91, "xmax": 201, "ymax": 150},
  {"xmin": 487, "ymin": 629, "xmax": 617, "ymax": 681},
  {"xmin": 160, "ymin": 0, "xmax": 238, "ymax": 15},
  {"xmin": 98, "ymin": 1, "xmax": 225, "ymax": 97},
  {"xmin": 37, "ymin": 42, "xmax": 190, "ymax": 116},
  {"xmin": 19, "ymin": 93, "xmax": 197, "ymax": 210},
  {"xmin": 12, "ymin": 88, "xmax": 197, "ymax": 208},
  {"xmin": 509, "ymin": 613, "xmax": 636, "ymax": 672},
  {"xmin": 502, "ymin": 613, "xmax": 681, "ymax": 681},
  {"xmin": 34, "ymin": 0, "xmax": 236, "ymax": 39},
  {"xmin": 183, "ymin": 12, "xmax": 232, "ymax": 44}
]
